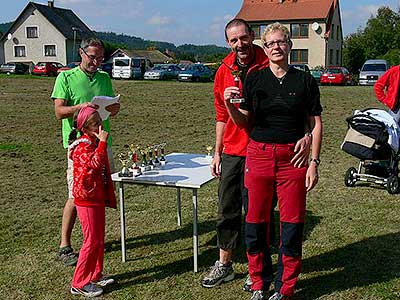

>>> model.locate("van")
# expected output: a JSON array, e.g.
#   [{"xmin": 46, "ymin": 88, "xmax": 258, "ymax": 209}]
[
  {"xmin": 112, "ymin": 57, "xmax": 152, "ymax": 79},
  {"xmin": 359, "ymin": 59, "xmax": 390, "ymax": 86}
]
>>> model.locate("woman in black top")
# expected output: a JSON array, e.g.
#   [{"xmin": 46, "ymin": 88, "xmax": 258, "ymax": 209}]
[{"xmin": 224, "ymin": 23, "xmax": 322, "ymax": 300}]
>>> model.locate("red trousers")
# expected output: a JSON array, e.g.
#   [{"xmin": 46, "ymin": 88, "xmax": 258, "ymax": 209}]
[
  {"xmin": 245, "ymin": 140, "xmax": 307, "ymax": 296},
  {"xmin": 72, "ymin": 205, "xmax": 105, "ymax": 288}
]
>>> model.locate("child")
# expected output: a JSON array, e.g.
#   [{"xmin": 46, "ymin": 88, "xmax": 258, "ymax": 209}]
[{"xmin": 68, "ymin": 106, "xmax": 116, "ymax": 297}]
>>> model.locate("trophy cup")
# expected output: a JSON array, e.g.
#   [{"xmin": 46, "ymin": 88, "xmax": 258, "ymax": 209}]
[
  {"xmin": 139, "ymin": 147, "xmax": 150, "ymax": 172},
  {"xmin": 206, "ymin": 145, "xmax": 213, "ymax": 157},
  {"xmin": 153, "ymin": 145, "xmax": 161, "ymax": 167},
  {"xmin": 230, "ymin": 70, "xmax": 245, "ymax": 104},
  {"xmin": 117, "ymin": 151, "xmax": 133, "ymax": 177},
  {"xmin": 147, "ymin": 146, "xmax": 155, "ymax": 170},
  {"xmin": 128, "ymin": 144, "xmax": 141, "ymax": 176},
  {"xmin": 159, "ymin": 143, "xmax": 167, "ymax": 166}
]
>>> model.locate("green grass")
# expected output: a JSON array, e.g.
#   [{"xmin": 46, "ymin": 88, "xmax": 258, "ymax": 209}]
[{"xmin": 1, "ymin": 76, "xmax": 400, "ymax": 299}]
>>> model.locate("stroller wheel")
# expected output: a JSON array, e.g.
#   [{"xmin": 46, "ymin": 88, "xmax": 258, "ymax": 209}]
[
  {"xmin": 344, "ymin": 167, "xmax": 357, "ymax": 187},
  {"xmin": 386, "ymin": 175, "xmax": 399, "ymax": 194}
]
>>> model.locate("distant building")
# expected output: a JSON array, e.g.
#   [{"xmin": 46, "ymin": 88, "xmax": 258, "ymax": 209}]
[
  {"xmin": 236, "ymin": 0, "xmax": 343, "ymax": 68},
  {"xmin": 0, "ymin": 31, "xmax": 4, "ymax": 64},
  {"xmin": 108, "ymin": 48, "xmax": 172, "ymax": 65},
  {"xmin": 0, "ymin": 0, "xmax": 93, "ymax": 67}
]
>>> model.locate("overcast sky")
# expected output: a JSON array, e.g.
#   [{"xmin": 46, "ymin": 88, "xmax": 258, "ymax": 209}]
[{"xmin": 1, "ymin": 0, "xmax": 399, "ymax": 46}]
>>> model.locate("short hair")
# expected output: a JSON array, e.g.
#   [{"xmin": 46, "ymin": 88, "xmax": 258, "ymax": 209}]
[
  {"xmin": 224, "ymin": 18, "xmax": 253, "ymax": 40},
  {"xmin": 261, "ymin": 22, "xmax": 291, "ymax": 45},
  {"xmin": 80, "ymin": 37, "xmax": 104, "ymax": 50}
]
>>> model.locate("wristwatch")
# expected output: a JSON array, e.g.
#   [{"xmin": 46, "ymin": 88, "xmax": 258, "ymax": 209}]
[{"xmin": 310, "ymin": 158, "xmax": 321, "ymax": 166}]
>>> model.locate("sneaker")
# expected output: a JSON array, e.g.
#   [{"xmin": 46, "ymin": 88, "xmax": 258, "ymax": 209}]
[
  {"xmin": 91, "ymin": 275, "xmax": 115, "ymax": 287},
  {"xmin": 71, "ymin": 283, "xmax": 103, "ymax": 297},
  {"xmin": 201, "ymin": 260, "xmax": 235, "ymax": 288},
  {"xmin": 58, "ymin": 246, "xmax": 78, "ymax": 266},
  {"xmin": 243, "ymin": 274, "xmax": 253, "ymax": 292},
  {"xmin": 268, "ymin": 292, "xmax": 291, "ymax": 300},
  {"xmin": 250, "ymin": 290, "xmax": 268, "ymax": 300}
]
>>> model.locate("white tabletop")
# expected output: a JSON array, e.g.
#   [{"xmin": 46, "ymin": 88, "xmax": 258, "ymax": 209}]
[{"xmin": 111, "ymin": 152, "xmax": 215, "ymax": 189}]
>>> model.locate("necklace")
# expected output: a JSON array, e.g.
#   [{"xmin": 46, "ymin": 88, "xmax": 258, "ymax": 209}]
[{"xmin": 276, "ymin": 74, "xmax": 286, "ymax": 85}]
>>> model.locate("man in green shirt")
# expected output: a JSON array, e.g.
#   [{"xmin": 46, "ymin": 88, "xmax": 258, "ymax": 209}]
[{"xmin": 52, "ymin": 37, "xmax": 120, "ymax": 266}]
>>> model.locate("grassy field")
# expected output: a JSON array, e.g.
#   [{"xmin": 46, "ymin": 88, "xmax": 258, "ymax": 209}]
[{"xmin": 1, "ymin": 75, "xmax": 400, "ymax": 300}]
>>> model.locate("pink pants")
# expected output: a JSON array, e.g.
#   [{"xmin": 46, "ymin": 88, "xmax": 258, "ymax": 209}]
[
  {"xmin": 72, "ymin": 205, "xmax": 105, "ymax": 288},
  {"xmin": 245, "ymin": 140, "xmax": 307, "ymax": 296}
]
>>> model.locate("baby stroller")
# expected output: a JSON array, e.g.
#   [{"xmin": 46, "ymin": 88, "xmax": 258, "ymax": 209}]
[{"xmin": 341, "ymin": 108, "xmax": 400, "ymax": 194}]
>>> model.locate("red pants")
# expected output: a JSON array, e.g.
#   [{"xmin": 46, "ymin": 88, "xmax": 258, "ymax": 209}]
[
  {"xmin": 72, "ymin": 205, "xmax": 105, "ymax": 288},
  {"xmin": 245, "ymin": 140, "xmax": 307, "ymax": 296}
]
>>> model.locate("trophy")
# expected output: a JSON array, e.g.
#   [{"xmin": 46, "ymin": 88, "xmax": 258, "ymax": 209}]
[
  {"xmin": 128, "ymin": 144, "xmax": 141, "ymax": 176},
  {"xmin": 159, "ymin": 143, "xmax": 167, "ymax": 166},
  {"xmin": 147, "ymin": 146, "xmax": 155, "ymax": 170},
  {"xmin": 153, "ymin": 145, "xmax": 161, "ymax": 167},
  {"xmin": 206, "ymin": 145, "xmax": 213, "ymax": 157},
  {"xmin": 230, "ymin": 70, "xmax": 245, "ymax": 104},
  {"xmin": 117, "ymin": 151, "xmax": 132, "ymax": 177},
  {"xmin": 139, "ymin": 147, "xmax": 150, "ymax": 172}
]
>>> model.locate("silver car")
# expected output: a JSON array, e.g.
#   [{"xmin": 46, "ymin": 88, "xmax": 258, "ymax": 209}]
[
  {"xmin": 144, "ymin": 64, "xmax": 181, "ymax": 80},
  {"xmin": 359, "ymin": 59, "xmax": 390, "ymax": 86}
]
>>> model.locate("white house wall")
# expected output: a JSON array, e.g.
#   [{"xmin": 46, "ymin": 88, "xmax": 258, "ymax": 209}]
[{"xmin": 4, "ymin": 6, "xmax": 67, "ymax": 65}]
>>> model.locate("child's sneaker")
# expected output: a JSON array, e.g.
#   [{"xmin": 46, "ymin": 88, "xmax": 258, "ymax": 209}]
[
  {"xmin": 58, "ymin": 246, "xmax": 78, "ymax": 266},
  {"xmin": 91, "ymin": 275, "xmax": 115, "ymax": 287},
  {"xmin": 71, "ymin": 283, "xmax": 103, "ymax": 297}
]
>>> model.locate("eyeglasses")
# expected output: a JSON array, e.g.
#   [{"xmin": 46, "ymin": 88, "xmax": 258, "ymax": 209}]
[
  {"xmin": 81, "ymin": 48, "xmax": 104, "ymax": 62},
  {"xmin": 263, "ymin": 40, "xmax": 288, "ymax": 49}
]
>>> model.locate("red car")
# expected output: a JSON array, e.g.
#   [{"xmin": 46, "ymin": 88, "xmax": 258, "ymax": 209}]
[
  {"xmin": 33, "ymin": 62, "xmax": 63, "ymax": 76},
  {"xmin": 320, "ymin": 66, "xmax": 353, "ymax": 85}
]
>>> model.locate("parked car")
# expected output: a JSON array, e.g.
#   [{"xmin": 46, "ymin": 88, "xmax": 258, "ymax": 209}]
[
  {"xmin": 33, "ymin": 62, "xmax": 63, "ymax": 76},
  {"xmin": 310, "ymin": 69, "xmax": 323, "ymax": 84},
  {"xmin": 0, "ymin": 62, "xmax": 30, "ymax": 74},
  {"xmin": 320, "ymin": 66, "xmax": 353, "ymax": 85},
  {"xmin": 290, "ymin": 63, "xmax": 310, "ymax": 74},
  {"xmin": 144, "ymin": 64, "xmax": 181, "ymax": 80},
  {"xmin": 57, "ymin": 62, "xmax": 80, "ymax": 74},
  {"xmin": 358, "ymin": 59, "xmax": 390, "ymax": 86},
  {"xmin": 101, "ymin": 62, "xmax": 113, "ymax": 76},
  {"xmin": 178, "ymin": 64, "xmax": 213, "ymax": 82}
]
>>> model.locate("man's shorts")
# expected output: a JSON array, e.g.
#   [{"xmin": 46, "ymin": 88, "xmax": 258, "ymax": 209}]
[{"xmin": 67, "ymin": 147, "xmax": 115, "ymax": 199}]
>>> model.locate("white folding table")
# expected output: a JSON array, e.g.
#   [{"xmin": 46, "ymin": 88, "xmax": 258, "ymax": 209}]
[{"xmin": 111, "ymin": 152, "xmax": 215, "ymax": 272}]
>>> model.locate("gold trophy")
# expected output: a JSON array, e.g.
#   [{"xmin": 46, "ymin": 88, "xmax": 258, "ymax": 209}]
[
  {"xmin": 206, "ymin": 145, "xmax": 213, "ymax": 157},
  {"xmin": 117, "ymin": 151, "xmax": 132, "ymax": 177},
  {"xmin": 230, "ymin": 70, "xmax": 245, "ymax": 104}
]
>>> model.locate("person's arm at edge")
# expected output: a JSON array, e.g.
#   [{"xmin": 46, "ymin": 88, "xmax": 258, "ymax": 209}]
[
  {"xmin": 211, "ymin": 121, "xmax": 225, "ymax": 177},
  {"xmin": 306, "ymin": 115, "xmax": 322, "ymax": 192}
]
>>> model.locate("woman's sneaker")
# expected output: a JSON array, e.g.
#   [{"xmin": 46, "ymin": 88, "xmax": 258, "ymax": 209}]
[
  {"xmin": 243, "ymin": 274, "xmax": 253, "ymax": 292},
  {"xmin": 71, "ymin": 283, "xmax": 103, "ymax": 297},
  {"xmin": 91, "ymin": 276, "xmax": 115, "ymax": 287},
  {"xmin": 58, "ymin": 246, "xmax": 78, "ymax": 266},
  {"xmin": 201, "ymin": 260, "xmax": 234, "ymax": 288}
]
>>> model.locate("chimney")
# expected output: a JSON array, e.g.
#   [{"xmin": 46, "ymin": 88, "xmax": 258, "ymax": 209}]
[{"xmin": 48, "ymin": 0, "xmax": 54, "ymax": 8}]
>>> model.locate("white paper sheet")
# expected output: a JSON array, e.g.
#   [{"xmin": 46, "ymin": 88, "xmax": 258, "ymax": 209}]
[{"xmin": 91, "ymin": 94, "xmax": 120, "ymax": 120}]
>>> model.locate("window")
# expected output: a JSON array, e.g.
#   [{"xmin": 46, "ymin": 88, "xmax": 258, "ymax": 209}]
[
  {"xmin": 331, "ymin": 25, "xmax": 334, "ymax": 39},
  {"xmin": 329, "ymin": 49, "xmax": 333, "ymax": 65},
  {"xmin": 259, "ymin": 25, "xmax": 268, "ymax": 38},
  {"xmin": 290, "ymin": 49, "xmax": 308, "ymax": 64},
  {"xmin": 14, "ymin": 45, "xmax": 26, "ymax": 57},
  {"xmin": 336, "ymin": 49, "xmax": 340, "ymax": 65},
  {"xmin": 26, "ymin": 26, "xmax": 38, "ymax": 38},
  {"xmin": 290, "ymin": 24, "xmax": 309, "ymax": 38},
  {"xmin": 336, "ymin": 25, "xmax": 340, "ymax": 40},
  {"xmin": 44, "ymin": 45, "xmax": 56, "ymax": 56},
  {"xmin": 251, "ymin": 26, "xmax": 260, "ymax": 38}
]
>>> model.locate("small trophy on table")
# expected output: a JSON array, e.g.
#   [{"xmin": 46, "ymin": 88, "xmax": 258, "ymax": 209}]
[
  {"xmin": 206, "ymin": 145, "xmax": 213, "ymax": 161},
  {"xmin": 128, "ymin": 144, "xmax": 141, "ymax": 176},
  {"xmin": 117, "ymin": 151, "xmax": 132, "ymax": 177},
  {"xmin": 139, "ymin": 147, "xmax": 150, "ymax": 172},
  {"xmin": 147, "ymin": 146, "xmax": 155, "ymax": 170},
  {"xmin": 230, "ymin": 70, "xmax": 245, "ymax": 104},
  {"xmin": 159, "ymin": 143, "xmax": 167, "ymax": 166},
  {"xmin": 153, "ymin": 145, "xmax": 161, "ymax": 167}
]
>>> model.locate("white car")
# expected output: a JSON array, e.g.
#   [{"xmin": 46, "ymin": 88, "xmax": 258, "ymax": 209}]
[{"xmin": 144, "ymin": 64, "xmax": 181, "ymax": 80}]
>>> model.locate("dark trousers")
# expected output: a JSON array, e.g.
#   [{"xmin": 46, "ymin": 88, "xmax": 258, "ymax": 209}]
[{"xmin": 216, "ymin": 153, "xmax": 277, "ymax": 251}]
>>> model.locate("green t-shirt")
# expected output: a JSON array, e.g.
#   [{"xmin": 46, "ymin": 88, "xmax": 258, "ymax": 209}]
[{"xmin": 51, "ymin": 67, "xmax": 115, "ymax": 148}]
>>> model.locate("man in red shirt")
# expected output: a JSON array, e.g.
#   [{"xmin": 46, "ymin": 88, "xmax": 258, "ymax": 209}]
[{"xmin": 201, "ymin": 19, "xmax": 311, "ymax": 291}]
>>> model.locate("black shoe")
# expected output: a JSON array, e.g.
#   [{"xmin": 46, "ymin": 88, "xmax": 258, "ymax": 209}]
[{"xmin": 58, "ymin": 246, "xmax": 78, "ymax": 266}]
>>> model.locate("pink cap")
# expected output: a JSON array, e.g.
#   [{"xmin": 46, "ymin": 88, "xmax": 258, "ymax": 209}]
[{"xmin": 77, "ymin": 106, "xmax": 97, "ymax": 131}]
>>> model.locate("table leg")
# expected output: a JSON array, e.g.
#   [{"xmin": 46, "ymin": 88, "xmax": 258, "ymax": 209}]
[
  {"xmin": 119, "ymin": 182, "xmax": 126, "ymax": 262},
  {"xmin": 192, "ymin": 189, "xmax": 198, "ymax": 272},
  {"xmin": 176, "ymin": 187, "xmax": 182, "ymax": 226}
]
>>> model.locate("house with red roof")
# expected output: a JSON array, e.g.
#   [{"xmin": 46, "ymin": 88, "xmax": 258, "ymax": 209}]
[{"xmin": 236, "ymin": 0, "xmax": 343, "ymax": 68}]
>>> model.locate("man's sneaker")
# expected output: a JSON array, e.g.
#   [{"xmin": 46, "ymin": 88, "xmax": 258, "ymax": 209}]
[
  {"xmin": 201, "ymin": 260, "xmax": 235, "ymax": 288},
  {"xmin": 91, "ymin": 276, "xmax": 115, "ymax": 287},
  {"xmin": 268, "ymin": 292, "xmax": 291, "ymax": 300},
  {"xmin": 58, "ymin": 246, "xmax": 78, "ymax": 266},
  {"xmin": 71, "ymin": 283, "xmax": 103, "ymax": 297},
  {"xmin": 250, "ymin": 290, "xmax": 268, "ymax": 300},
  {"xmin": 243, "ymin": 274, "xmax": 253, "ymax": 292}
]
